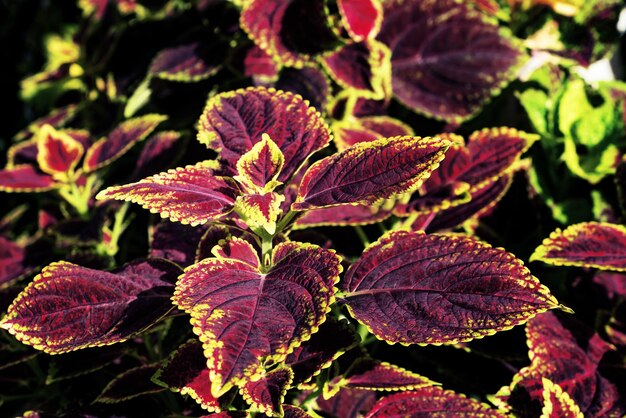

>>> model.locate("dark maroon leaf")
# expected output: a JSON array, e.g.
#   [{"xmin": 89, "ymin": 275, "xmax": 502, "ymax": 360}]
[
  {"xmin": 316, "ymin": 387, "xmax": 377, "ymax": 418},
  {"xmin": 96, "ymin": 363, "xmax": 164, "ymax": 403},
  {"xmin": 7, "ymin": 139, "xmax": 38, "ymax": 166},
  {"xmin": 295, "ymin": 203, "xmax": 392, "ymax": 228},
  {"xmin": 377, "ymin": 0, "xmax": 523, "ymax": 121},
  {"xmin": 173, "ymin": 241, "xmax": 341, "ymax": 396},
  {"xmin": 197, "ymin": 87, "xmax": 331, "ymax": 181},
  {"xmin": 150, "ymin": 221, "xmax": 208, "ymax": 268},
  {"xmin": 283, "ymin": 405, "xmax": 314, "ymax": 418},
  {"xmin": 132, "ymin": 131, "xmax": 183, "ymax": 180},
  {"xmin": 342, "ymin": 231, "xmax": 560, "ymax": 344},
  {"xmin": 0, "ymin": 259, "xmax": 180, "ymax": 354},
  {"xmin": 14, "ymin": 104, "xmax": 77, "ymax": 141},
  {"xmin": 339, "ymin": 358, "xmax": 435, "ymax": 391},
  {"xmin": 46, "ymin": 346, "xmax": 123, "ymax": 383},
  {"xmin": 286, "ymin": 318, "xmax": 359, "ymax": 386},
  {"xmin": 241, "ymin": 366, "xmax": 293, "ymax": 415},
  {"xmin": 154, "ymin": 339, "xmax": 221, "ymax": 411},
  {"xmin": 0, "ymin": 236, "xmax": 26, "ymax": 288},
  {"xmin": 593, "ymin": 271, "xmax": 626, "ymax": 299},
  {"xmin": 150, "ymin": 43, "xmax": 221, "ymax": 82},
  {"xmin": 274, "ymin": 66, "xmax": 330, "ymax": 110},
  {"xmin": 293, "ymin": 136, "xmax": 449, "ymax": 210},
  {"xmin": 531, "ymin": 222, "xmax": 626, "ymax": 272},
  {"xmin": 365, "ymin": 386, "xmax": 506, "ymax": 417}
]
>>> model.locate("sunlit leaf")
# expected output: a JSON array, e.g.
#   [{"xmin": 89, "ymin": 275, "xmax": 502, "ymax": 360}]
[
  {"xmin": 240, "ymin": 366, "xmax": 293, "ymax": 416},
  {"xmin": 36, "ymin": 124, "xmax": 84, "ymax": 181},
  {"xmin": 0, "ymin": 259, "xmax": 179, "ymax": 354},
  {"xmin": 173, "ymin": 241, "xmax": 341, "ymax": 396},
  {"xmin": 83, "ymin": 114, "xmax": 166, "ymax": 172},
  {"xmin": 540, "ymin": 378, "xmax": 583, "ymax": 418},
  {"xmin": 198, "ymin": 87, "xmax": 331, "ymax": 181},
  {"xmin": 366, "ymin": 386, "xmax": 507, "ymax": 417},
  {"xmin": 343, "ymin": 231, "xmax": 560, "ymax": 345},
  {"xmin": 293, "ymin": 136, "xmax": 449, "ymax": 210},
  {"xmin": 96, "ymin": 161, "xmax": 238, "ymax": 226},
  {"xmin": 377, "ymin": 0, "xmax": 523, "ymax": 121},
  {"xmin": 531, "ymin": 222, "xmax": 626, "ymax": 271},
  {"xmin": 235, "ymin": 192, "xmax": 284, "ymax": 235},
  {"xmin": 234, "ymin": 133, "xmax": 284, "ymax": 193},
  {"xmin": 337, "ymin": 0, "xmax": 382, "ymax": 42}
]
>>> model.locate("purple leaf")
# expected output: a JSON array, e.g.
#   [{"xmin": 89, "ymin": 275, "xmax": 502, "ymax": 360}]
[
  {"xmin": 96, "ymin": 363, "xmax": 164, "ymax": 403},
  {"xmin": 150, "ymin": 43, "xmax": 221, "ymax": 82}
]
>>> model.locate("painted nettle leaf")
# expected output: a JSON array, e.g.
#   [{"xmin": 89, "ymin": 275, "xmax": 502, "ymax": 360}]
[
  {"xmin": 342, "ymin": 231, "xmax": 562, "ymax": 345},
  {"xmin": 149, "ymin": 43, "xmax": 221, "ymax": 82},
  {"xmin": 172, "ymin": 239, "xmax": 342, "ymax": 397},
  {"xmin": 240, "ymin": 365, "xmax": 293, "ymax": 416},
  {"xmin": 377, "ymin": 0, "xmax": 524, "ymax": 122},
  {"xmin": 331, "ymin": 358, "xmax": 436, "ymax": 392},
  {"xmin": 531, "ymin": 222, "xmax": 626, "ymax": 271},
  {"xmin": 0, "ymin": 259, "xmax": 180, "ymax": 354},
  {"xmin": 337, "ymin": 0, "xmax": 383, "ymax": 42},
  {"xmin": 540, "ymin": 378, "xmax": 583, "ymax": 418}
]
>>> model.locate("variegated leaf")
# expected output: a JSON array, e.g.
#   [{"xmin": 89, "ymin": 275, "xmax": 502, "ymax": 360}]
[
  {"xmin": 84, "ymin": 114, "xmax": 166, "ymax": 172},
  {"xmin": 0, "ymin": 165, "xmax": 57, "ymax": 193},
  {"xmin": 198, "ymin": 87, "xmax": 331, "ymax": 181},
  {"xmin": 337, "ymin": 358, "xmax": 436, "ymax": 392},
  {"xmin": 295, "ymin": 203, "xmax": 392, "ymax": 228},
  {"xmin": 531, "ymin": 222, "xmax": 626, "ymax": 272},
  {"xmin": 365, "ymin": 386, "xmax": 507, "ymax": 417},
  {"xmin": 234, "ymin": 133, "xmax": 284, "ymax": 193},
  {"xmin": 240, "ymin": 366, "xmax": 293, "ymax": 416},
  {"xmin": 377, "ymin": 0, "xmax": 524, "ymax": 121},
  {"xmin": 173, "ymin": 240, "xmax": 341, "ymax": 396},
  {"xmin": 337, "ymin": 0, "xmax": 383, "ymax": 42},
  {"xmin": 153, "ymin": 339, "xmax": 221, "ymax": 411},
  {"xmin": 342, "ymin": 231, "xmax": 560, "ymax": 345},
  {"xmin": 540, "ymin": 378, "xmax": 583, "ymax": 418},
  {"xmin": 36, "ymin": 124, "xmax": 84, "ymax": 181},
  {"xmin": 150, "ymin": 43, "xmax": 220, "ymax": 82},
  {"xmin": 293, "ymin": 136, "xmax": 449, "ymax": 211},
  {"xmin": 0, "ymin": 259, "xmax": 179, "ymax": 354},
  {"xmin": 96, "ymin": 161, "xmax": 238, "ymax": 226},
  {"xmin": 234, "ymin": 192, "xmax": 284, "ymax": 235}
]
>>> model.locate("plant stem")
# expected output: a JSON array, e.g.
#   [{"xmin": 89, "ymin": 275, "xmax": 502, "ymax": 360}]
[{"xmin": 353, "ymin": 226, "xmax": 370, "ymax": 246}]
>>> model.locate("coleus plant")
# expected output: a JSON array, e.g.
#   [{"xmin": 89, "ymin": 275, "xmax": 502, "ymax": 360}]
[{"xmin": 2, "ymin": 86, "xmax": 568, "ymax": 415}]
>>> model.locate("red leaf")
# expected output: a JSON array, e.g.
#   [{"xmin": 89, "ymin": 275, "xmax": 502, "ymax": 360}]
[
  {"xmin": 173, "ymin": 241, "xmax": 341, "ymax": 396},
  {"xmin": 198, "ymin": 87, "xmax": 331, "ymax": 181},
  {"xmin": 295, "ymin": 203, "xmax": 392, "ymax": 228},
  {"xmin": 293, "ymin": 136, "xmax": 449, "ymax": 211},
  {"xmin": 0, "ymin": 236, "xmax": 26, "ymax": 288},
  {"xmin": 240, "ymin": 366, "xmax": 293, "ymax": 415},
  {"xmin": 316, "ymin": 387, "xmax": 377, "ymax": 418},
  {"xmin": 338, "ymin": 0, "xmax": 383, "ymax": 42},
  {"xmin": 531, "ymin": 222, "xmax": 626, "ymax": 272},
  {"xmin": 154, "ymin": 339, "xmax": 221, "ymax": 411},
  {"xmin": 333, "ymin": 115, "xmax": 413, "ymax": 151},
  {"xmin": 365, "ymin": 386, "xmax": 507, "ymax": 417},
  {"xmin": 96, "ymin": 161, "xmax": 238, "ymax": 226},
  {"xmin": 84, "ymin": 114, "xmax": 166, "ymax": 172},
  {"xmin": 0, "ymin": 165, "xmax": 57, "ymax": 192},
  {"xmin": 342, "ymin": 231, "xmax": 560, "ymax": 344},
  {"xmin": 283, "ymin": 405, "xmax": 314, "ymax": 418},
  {"xmin": 0, "ymin": 259, "xmax": 180, "ymax": 354},
  {"xmin": 244, "ymin": 45, "xmax": 279, "ymax": 83},
  {"xmin": 339, "ymin": 358, "xmax": 436, "ymax": 391},
  {"xmin": 377, "ymin": 0, "xmax": 523, "ymax": 121},
  {"xmin": 540, "ymin": 378, "xmax": 583, "ymax": 418}
]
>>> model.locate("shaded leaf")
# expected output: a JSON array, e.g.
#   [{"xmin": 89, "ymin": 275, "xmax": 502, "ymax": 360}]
[
  {"xmin": 274, "ymin": 66, "xmax": 330, "ymax": 111},
  {"xmin": 132, "ymin": 131, "xmax": 183, "ymax": 180},
  {"xmin": 286, "ymin": 318, "xmax": 359, "ymax": 386},
  {"xmin": 46, "ymin": 346, "xmax": 123, "ymax": 383},
  {"xmin": 197, "ymin": 87, "xmax": 331, "ymax": 181},
  {"xmin": 531, "ymin": 222, "xmax": 626, "ymax": 271},
  {"xmin": 322, "ymin": 40, "xmax": 391, "ymax": 100},
  {"xmin": 316, "ymin": 387, "xmax": 376, "ymax": 418},
  {"xmin": 0, "ymin": 236, "xmax": 26, "ymax": 288},
  {"xmin": 150, "ymin": 221, "xmax": 208, "ymax": 268},
  {"xmin": 338, "ymin": 0, "xmax": 382, "ymax": 42},
  {"xmin": 339, "ymin": 358, "xmax": 436, "ymax": 391},
  {"xmin": 342, "ymin": 231, "xmax": 560, "ymax": 345},
  {"xmin": 96, "ymin": 363, "xmax": 164, "ymax": 403},
  {"xmin": 96, "ymin": 161, "xmax": 238, "ymax": 226},
  {"xmin": 14, "ymin": 104, "xmax": 77, "ymax": 141},
  {"xmin": 592, "ymin": 271, "xmax": 626, "ymax": 299},
  {"xmin": 0, "ymin": 259, "xmax": 179, "ymax": 354},
  {"xmin": 154, "ymin": 339, "xmax": 221, "ymax": 411},
  {"xmin": 283, "ymin": 405, "xmax": 313, "ymax": 418},
  {"xmin": 240, "ymin": 366, "xmax": 293, "ymax": 416},
  {"xmin": 173, "ymin": 241, "xmax": 341, "ymax": 396},
  {"xmin": 150, "ymin": 43, "xmax": 221, "ymax": 82},
  {"xmin": 365, "ymin": 386, "xmax": 506, "ymax": 417},
  {"xmin": 293, "ymin": 136, "xmax": 449, "ymax": 210},
  {"xmin": 83, "ymin": 114, "xmax": 166, "ymax": 172},
  {"xmin": 377, "ymin": 0, "xmax": 523, "ymax": 121}
]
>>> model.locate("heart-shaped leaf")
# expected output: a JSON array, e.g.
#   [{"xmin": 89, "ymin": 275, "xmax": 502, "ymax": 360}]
[
  {"xmin": 198, "ymin": 87, "xmax": 331, "ymax": 181},
  {"xmin": 84, "ymin": 114, "xmax": 166, "ymax": 172},
  {"xmin": 293, "ymin": 136, "xmax": 449, "ymax": 211},
  {"xmin": 173, "ymin": 240, "xmax": 341, "ymax": 396},
  {"xmin": 0, "ymin": 259, "xmax": 179, "ymax": 354},
  {"xmin": 531, "ymin": 222, "xmax": 626, "ymax": 272},
  {"xmin": 154, "ymin": 339, "xmax": 222, "ymax": 411},
  {"xmin": 377, "ymin": 0, "xmax": 524, "ymax": 121},
  {"xmin": 337, "ymin": 0, "xmax": 382, "ymax": 42},
  {"xmin": 96, "ymin": 161, "xmax": 238, "ymax": 226},
  {"xmin": 240, "ymin": 366, "xmax": 293, "ymax": 416},
  {"xmin": 342, "ymin": 231, "xmax": 560, "ymax": 345},
  {"xmin": 365, "ymin": 386, "xmax": 507, "ymax": 417}
]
